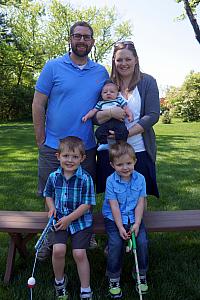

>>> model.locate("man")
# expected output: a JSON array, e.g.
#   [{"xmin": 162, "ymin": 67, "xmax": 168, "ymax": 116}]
[{"xmin": 32, "ymin": 21, "xmax": 109, "ymax": 259}]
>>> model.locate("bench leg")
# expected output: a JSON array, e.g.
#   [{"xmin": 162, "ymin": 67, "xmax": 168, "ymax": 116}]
[
  {"xmin": 4, "ymin": 237, "xmax": 16, "ymax": 284},
  {"xmin": 4, "ymin": 233, "xmax": 38, "ymax": 283}
]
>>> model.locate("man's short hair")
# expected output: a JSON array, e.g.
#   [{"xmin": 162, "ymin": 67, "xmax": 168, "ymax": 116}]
[
  {"xmin": 70, "ymin": 21, "xmax": 94, "ymax": 37},
  {"xmin": 109, "ymin": 142, "xmax": 136, "ymax": 163},
  {"xmin": 58, "ymin": 136, "xmax": 85, "ymax": 156}
]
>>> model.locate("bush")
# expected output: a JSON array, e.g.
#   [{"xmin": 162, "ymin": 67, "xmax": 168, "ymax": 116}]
[
  {"xmin": 0, "ymin": 85, "xmax": 34, "ymax": 121},
  {"xmin": 162, "ymin": 110, "xmax": 172, "ymax": 124}
]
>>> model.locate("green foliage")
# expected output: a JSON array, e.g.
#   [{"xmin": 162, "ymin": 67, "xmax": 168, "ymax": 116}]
[
  {"xmin": 0, "ymin": 0, "xmax": 132, "ymax": 121},
  {"xmin": 165, "ymin": 72, "xmax": 200, "ymax": 122},
  {"xmin": 161, "ymin": 110, "xmax": 172, "ymax": 124},
  {"xmin": 0, "ymin": 120, "xmax": 200, "ymax": 299}
]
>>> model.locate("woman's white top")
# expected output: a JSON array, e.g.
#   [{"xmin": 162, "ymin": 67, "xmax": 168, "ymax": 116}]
[{"xmin": 120, "ymin": 86, "xmax": 146, "ymax": 153}]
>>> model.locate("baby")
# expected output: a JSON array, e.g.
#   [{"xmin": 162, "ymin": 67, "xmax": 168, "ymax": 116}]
[{"xmin": 82, "ymin": 79, "xmax": 133, "ymax": 151}]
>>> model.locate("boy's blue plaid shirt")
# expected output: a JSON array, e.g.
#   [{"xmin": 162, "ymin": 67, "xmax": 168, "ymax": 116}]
[{"xmin": 44, "ymin": 166, "xmax": 96, "ymax": 234}]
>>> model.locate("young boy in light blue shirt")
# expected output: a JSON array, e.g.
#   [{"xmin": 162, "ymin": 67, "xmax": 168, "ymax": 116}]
[{"xmin": 102, "ymin": 141, "xmax": 148, "ymax": 299}]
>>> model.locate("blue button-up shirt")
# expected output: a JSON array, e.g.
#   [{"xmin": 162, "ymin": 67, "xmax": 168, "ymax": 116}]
[
  {"xmin": 44, "ymin": 166, "xmax": 96, "ymax": 234},
  {"xmin": 102, "ymin": 171, "xmax": 146, "ymax": 224}
]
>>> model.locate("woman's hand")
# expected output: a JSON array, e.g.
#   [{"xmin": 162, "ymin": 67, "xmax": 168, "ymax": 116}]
[
  {"xmin": 108, "ymin": 130, "xmax": 115, "ymax": 140},
  {"xmin": 110, "ymin": 106, "xmax": 126, "ymax": 121}
]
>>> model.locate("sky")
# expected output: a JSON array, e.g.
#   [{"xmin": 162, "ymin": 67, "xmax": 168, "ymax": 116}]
[{"xmin": 61, "ymin": 0, "xmax": 200, "ymax": 95}]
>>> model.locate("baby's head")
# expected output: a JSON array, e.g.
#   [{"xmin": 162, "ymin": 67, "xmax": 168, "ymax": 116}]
[{"xmin": 101, "ymin": 79, "xmax": 119, "ymax": 101}]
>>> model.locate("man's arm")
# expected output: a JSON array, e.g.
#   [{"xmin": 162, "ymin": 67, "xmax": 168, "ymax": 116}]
[{"xmin": 32, "ymin": 91, "xmax": 48, "ymax": 147}]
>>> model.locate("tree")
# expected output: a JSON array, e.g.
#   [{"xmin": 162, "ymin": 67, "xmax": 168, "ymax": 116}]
[
  {"xmin": 179, "ymin": 72, "xmax": 200, "ymax": 121},
  {"xmin": 0, "ymin": 0, "xmax": 132, "ymax": 121},
  {"xmin": 176, "ymin": 0, "xmax": 200, "ymax": 44},
  {"xmin": 44, "ymin": 0, "xmax": 132, "ymax": 62},
  {"xmin": 166, "ymin": 72, "xmax": 200, "ymax": 121}
]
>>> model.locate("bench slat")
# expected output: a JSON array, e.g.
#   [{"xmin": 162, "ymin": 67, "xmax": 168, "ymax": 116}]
[{"xmin": 1, "ymin": 210, "xmax": 200, "ymax": 233}]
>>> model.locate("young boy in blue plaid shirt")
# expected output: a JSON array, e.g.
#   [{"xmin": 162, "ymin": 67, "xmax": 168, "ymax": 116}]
[{"xmin": 44, "ymin": 136, "xmax": 95, "ymax": 300}]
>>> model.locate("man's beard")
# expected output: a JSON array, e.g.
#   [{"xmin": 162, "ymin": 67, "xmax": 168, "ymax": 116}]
[{"xmin": 71, "ymin": 43, "xmax": 92, "ymax": 57}]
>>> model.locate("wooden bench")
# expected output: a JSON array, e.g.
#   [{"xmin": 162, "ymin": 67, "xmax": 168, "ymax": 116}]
[{"xmin": 1, "ymin": 209, "xmax": 200, "ymax": 284}]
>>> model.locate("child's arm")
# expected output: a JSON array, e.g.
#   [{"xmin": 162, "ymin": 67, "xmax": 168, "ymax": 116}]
[
  {"xmin": 55, "ymin": 204, "xmax": 91, "ymax": 231},
  {"xmin": 82, "ymin": 108, "xmax": 98, "ymax": 122},
  {"xmin": 123, "ymin": 105, "xmax": 133, "ymax": 122},
  {"xmin": 109, "ymin": 200, "xmax": 129, "ymax": 240},
  {"xmin": 46, "ymin": 197, "xmax": 56, "ymax": 218},
  {"xmin": 131, "ymin": 196, "xmax": 145, "ymax": 237}
]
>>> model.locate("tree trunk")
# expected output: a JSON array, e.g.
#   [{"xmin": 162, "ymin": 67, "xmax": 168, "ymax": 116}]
[{"xmin": 183, "ymin": 0, "xmax": 200, "ymax": 44}]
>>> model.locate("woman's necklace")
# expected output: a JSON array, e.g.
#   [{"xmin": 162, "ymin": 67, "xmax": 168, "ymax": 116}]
[{"xmin": 121, "ymin": 89, "xmax": 130, "ymax": 100}]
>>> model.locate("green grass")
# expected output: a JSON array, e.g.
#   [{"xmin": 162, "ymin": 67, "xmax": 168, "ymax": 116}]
[{"xmin": 0, "ymin": 119, "xmax": 200, "ymax": 300}]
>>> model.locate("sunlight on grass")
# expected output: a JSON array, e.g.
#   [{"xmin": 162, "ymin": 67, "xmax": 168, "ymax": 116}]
[{"xmin": 0, "ymin": 120, "xmax": 200, "ymax": 300}]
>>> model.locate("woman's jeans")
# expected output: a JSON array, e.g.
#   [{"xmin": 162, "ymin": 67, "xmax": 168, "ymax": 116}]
[{"xmin": 104, "ymin": 218, "xmax": 148, "ymax": 279}]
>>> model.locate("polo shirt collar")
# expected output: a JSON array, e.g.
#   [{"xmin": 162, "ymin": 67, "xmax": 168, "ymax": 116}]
[{"xmin": 63, "ymin": 53, "xmax": 95, "ymax": 69}]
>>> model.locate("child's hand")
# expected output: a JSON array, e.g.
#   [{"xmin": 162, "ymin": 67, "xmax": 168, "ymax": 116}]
[
  {"xmin": 48, "ymin": 208, "xmax": 56, "ymax": 218},
  {"xmin": 130, "ymin": 223, "xmax": 140, "ymax": 237},
  {"xmin": 54, "ymin": 216, "xmax": 70, "ymax": 231},
  {"xmin": 119, "ymin": 226, "xmax": 130, "ymax": 240},
  {"xmin": 82, "ymin": 116, "xmax": 87, "ymax": 122}
]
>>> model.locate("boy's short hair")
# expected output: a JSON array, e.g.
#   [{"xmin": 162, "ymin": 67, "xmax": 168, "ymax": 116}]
[
  {"xmin": 109, "ymin": 142, "xmax": 136, "ymax": 163},
  {"xmin": 58, "ymin": 136, "xmax": 85, "ymax": 156}
]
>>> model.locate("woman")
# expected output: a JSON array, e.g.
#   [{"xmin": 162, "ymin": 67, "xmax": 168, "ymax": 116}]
[{"xmin": 96, "ymin": 41, "xmax": 160, "ymax": 198}]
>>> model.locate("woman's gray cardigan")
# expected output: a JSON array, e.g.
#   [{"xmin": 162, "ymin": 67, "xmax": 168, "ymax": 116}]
[{"xmin": 137, "ymin": 73, "xmax": 160, "ymax": 162}]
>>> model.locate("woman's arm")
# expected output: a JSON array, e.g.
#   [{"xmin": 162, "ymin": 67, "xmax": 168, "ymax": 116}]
[
  {"xmin": 95, "ymin": 106, "xmax": 126, "ymax": 125},
  {"xmin": 128, "ymin": 123, "xmax": 144, "ymax": 137},
  {"xmin": 137, "ymin": 74, "xmax": 160, "ymax": 130}
]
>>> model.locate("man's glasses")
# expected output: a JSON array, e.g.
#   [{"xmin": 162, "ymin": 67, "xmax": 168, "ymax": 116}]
[
  {"xmin": 114, "ymin": 41, "xmax": 135, "ymax": 48},
  {"xmin": 71, "ymin": 34, "xmax": 93, "ymax": 41}
]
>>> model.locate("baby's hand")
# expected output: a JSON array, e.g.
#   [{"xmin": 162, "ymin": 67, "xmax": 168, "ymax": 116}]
[{"xmin": 82, "ymin": 116, "xmax": 87, "ymax": 122}]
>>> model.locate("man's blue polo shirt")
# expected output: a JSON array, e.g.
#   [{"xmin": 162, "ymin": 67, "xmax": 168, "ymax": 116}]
[
  {"xmin": 35, "ymin": 53, "xmax": 109, "ymax": 150},
  {"xmin": 102, "ymin": 170, "xmax": 146, "ymax": 224},
  {"xmin": 43, "ymin": 166, "xmax": 96, "ymax": 234}
]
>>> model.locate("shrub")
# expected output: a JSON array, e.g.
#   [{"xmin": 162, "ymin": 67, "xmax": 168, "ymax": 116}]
[{"xmin": 162, "ymin": 110, "xmax": 172, "ymax": 124}]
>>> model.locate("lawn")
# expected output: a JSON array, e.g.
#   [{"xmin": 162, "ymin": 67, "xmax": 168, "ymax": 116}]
[{"xmin": 0, "ymin": 119, "xmax": 200, "ymax": 300}]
